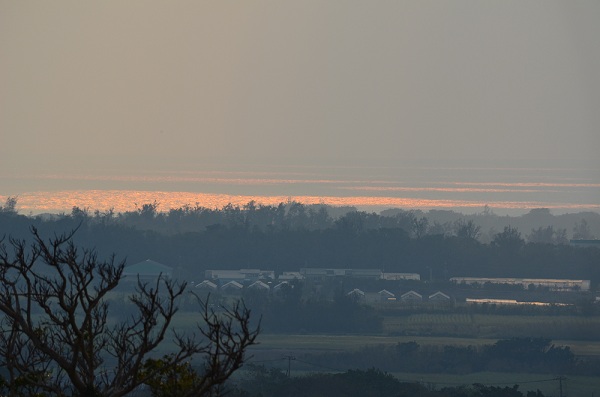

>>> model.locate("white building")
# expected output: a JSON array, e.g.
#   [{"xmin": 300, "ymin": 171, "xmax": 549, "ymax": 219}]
[
  {"xmin": 428, "ymin": 291, "xmax": 451, "ymax": 302},
  {"xmin": 248, "ymin": 280, "xmax": 270, "ymax": 292},
  {"xmin": 204, "ymin": 269, "xmax": 275, "ymax": 282},
  {"xmin": 221, "ymin": 280, "xmax": 244, "ymax": 294},
  {"xmin": 400, "ymin": 290, "xmax": 422, "ymax": 302},
  {"xmin": 381, "ymin": 272, "xmax": 420, "ymax": 281},
  {"xmin": 378, "ymin": 289, "xmax": 396, "ymax": 302},
  {"xmin": 195, "ymin": 280, "xmax": 217, "ymax": 291},
  {"xmin": 450, "ymin": 277, "xmax": 590, "ymax": 291},
  {"xmin": 300, "ymin": 268, "xmax": 382, "ymax": 280}
]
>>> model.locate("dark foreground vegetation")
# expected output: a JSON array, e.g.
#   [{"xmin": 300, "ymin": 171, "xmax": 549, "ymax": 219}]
[{"xmin": 0, "ymin": 228, "xmax": 259, "ymax": 397}]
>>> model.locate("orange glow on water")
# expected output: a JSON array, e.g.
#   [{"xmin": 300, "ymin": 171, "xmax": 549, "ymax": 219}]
[
  {"xmin": 2, "ymin": 167, "xmax": 598, "ymax": 215},
  {"xmin": 6, "ymin": 190, "xmax": 600, "ymax": 215}
]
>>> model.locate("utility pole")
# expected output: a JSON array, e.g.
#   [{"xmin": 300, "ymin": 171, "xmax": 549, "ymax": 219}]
[
  {"xmin": 557, "ymin": 376, "xmax": 566, "ymax": 397},
  {"xmin": 284, "ymin": 355, "xmax": 296, "ymax": 377}
]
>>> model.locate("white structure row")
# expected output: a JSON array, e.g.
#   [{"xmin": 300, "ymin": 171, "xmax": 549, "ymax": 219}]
[
  {"xmin": 347, "ymin": 288, "xmax": 451, "ymax": 303},
  {"xmin": 450, "ymin": 277, "xmax": 590, "ymax": 291},
  {"xmin": 466, "ymin": 298, "xmax": 572, "ymax": 307},
  {"xmin": 203, "ymin": 268, "xmax": 421, "ymax": 283},
  {"xmin": 194, "ymin": 279, "xmax": 293, "ymax": 293}
]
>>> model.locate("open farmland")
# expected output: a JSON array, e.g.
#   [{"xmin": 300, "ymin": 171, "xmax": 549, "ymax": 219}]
[
  {"xmin": 242, "ymin": 334, "xmax": 600, "ymax": 396},
  {"xmin": 247, "ymin": 333, "xmax": 600, "ymax": 358},
  {"xmin": 159, "ymin": 310, "xmax": 600, "ymax": 355},
  {"xmin": 382, "ymin": 313, "xmax": 600, "ymax": 340}
]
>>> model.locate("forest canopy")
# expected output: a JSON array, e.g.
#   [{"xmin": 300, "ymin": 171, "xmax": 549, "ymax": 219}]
[{"xmin": 1, "ymin": 198, "xmax": 599, "ymax": 285}]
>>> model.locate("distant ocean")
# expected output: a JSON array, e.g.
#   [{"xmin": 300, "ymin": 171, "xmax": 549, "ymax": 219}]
[{"xmin": 2, "ymin": 164, "xmax": 599, "ymax": 215}]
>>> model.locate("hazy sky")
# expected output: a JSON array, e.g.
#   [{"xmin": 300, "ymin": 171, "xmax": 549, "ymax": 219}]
[{"xmin": 1, "ymin": 1, "xmax": 599, "ymax": 197}]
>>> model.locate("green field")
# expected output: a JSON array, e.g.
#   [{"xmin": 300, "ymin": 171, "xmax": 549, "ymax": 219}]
[
  {"xmin": 162, "ymin": 310, "xmax": 600, "ymax": 356},
  {"xmin": 382, "ymin": 313, "xmax": 600, "ymax": 341},
  {"xmin": 161, "ymin": 310, "xmax": 600, "ymax": 395},
  {"xmin": 247, "ymin": 333, "xmax": 600, "ymax": 358},
  {"xmin": 243, "ymin": 334, "xmax": 600, "ymax": 396}
]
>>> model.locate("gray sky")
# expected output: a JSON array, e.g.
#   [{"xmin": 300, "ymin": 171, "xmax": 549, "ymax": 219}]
[{"xmin": 2, "ymin": 1, "xmax": 599, "ymax": 182}]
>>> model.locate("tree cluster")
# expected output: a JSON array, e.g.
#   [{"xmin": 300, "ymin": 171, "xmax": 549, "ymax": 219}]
[
  {"xmin": 1, "ymin": 201, "xmax": 599, "ymax": 286},
  {"xmin": 3, "ymin": 196, "xmax": 599, "ymax": 241}
]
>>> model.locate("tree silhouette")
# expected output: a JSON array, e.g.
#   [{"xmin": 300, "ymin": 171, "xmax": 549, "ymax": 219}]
[
  {"xmin": 0, "ymin": 196, "xmax": 18, "ymax": 215},
  {"xmin": 0, "ymin": 227, "xmax": 259, "ymax": 397},
  {"xmin": 492, "ymin": 226, "xmax": 524, "ymax": 251},
  {"xmin": 454, "ymin": 219, "xmax": 481, "ymax": 240}
]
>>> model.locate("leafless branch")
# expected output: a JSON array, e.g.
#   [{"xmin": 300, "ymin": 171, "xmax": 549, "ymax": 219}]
[{"xmin": 0, "ymin": 228, "xmax": 259, "ymax": 397}]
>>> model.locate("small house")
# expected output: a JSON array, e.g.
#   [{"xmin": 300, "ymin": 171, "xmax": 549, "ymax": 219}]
[
  {"xmin": 400, "ymin": 290, "xmax": 422, "ymax": 303},
  {"xmin": 221, "ymin": 281, "xmax": 244, "ymax": 294},
  {"xmin": 428, "ymin": 291, "xmax": 451, "ymax": 302},
  {"xmin": 195, "ymin": 280, "xmax": 218, "ymax": 291},
  {"xmin": 378, "ymin": 289, "xmax": 396, "ymax": 302},
  {"xmin": 122, "ymin": 259, "xmax": 172, "ymax": 281},
  {"xmin": 248, "ymin": 280, "xmax": 270, "ymax": 292},
  {"xmin": 347, "ymin": 288, "xmax": 366, "ymax": 300},
  {"xmin": 273, "ymin": 281, "xmax": 290, "ymax": 292}
]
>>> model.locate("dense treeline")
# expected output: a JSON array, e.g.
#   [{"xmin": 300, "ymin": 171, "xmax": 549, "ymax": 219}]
[
  {"xmin": 3, "ymin": 198, "xmax": 599, "ymax": 241},
  {"xmin": 228, "ymin": 367, "xmax": 547, "ymax": 397},
  {"xmin": 1, "ymin": 200, "xmax": 600, "ymax": 285},
  {"xmin": 299, "ymin": 337, "xmax": 599, "ymax": 376}
]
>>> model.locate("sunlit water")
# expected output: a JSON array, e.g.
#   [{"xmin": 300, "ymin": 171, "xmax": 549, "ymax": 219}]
[{"xmin": 2, "ymin": 164, "xmax": 599, "ymax": 215}]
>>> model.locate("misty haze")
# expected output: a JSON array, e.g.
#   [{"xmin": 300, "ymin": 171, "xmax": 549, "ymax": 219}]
[{"xmin": 1, "ymin": 1, "xmax": 599, "ymax": 397}]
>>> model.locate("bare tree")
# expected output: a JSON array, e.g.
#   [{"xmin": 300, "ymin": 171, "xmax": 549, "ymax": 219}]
[
  {"xmin": 142, "ymin": 299, "xmax": 259, "ymax": 397},
  {"xmin": 0, "ymin": 227, "xmax": 259, "ymax": 397}
]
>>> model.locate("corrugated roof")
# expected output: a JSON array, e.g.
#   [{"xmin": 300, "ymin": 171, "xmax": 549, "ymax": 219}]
[{"xmin": 123, "ymin": 259, "xmax": 172, "ymax": 276}]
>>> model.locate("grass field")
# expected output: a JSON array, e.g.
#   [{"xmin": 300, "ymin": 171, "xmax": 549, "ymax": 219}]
[
  {"xmin": 157, "ymin": 310, "xmax": 600, "ymax": 395},
  {"xmin": 382, "ymin": 313, "xmax": 600, "ymax": 341},
  {"xmin": 247, "ymin": 333, "xmax": 600, "ymax": 357},
  {"xmin": 160, "ymin": 309, "xmax": 600, "ymax": 356},
  {"xmin": 243, "ymin": 334, "xmax": 600, "ymax": 396}
]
